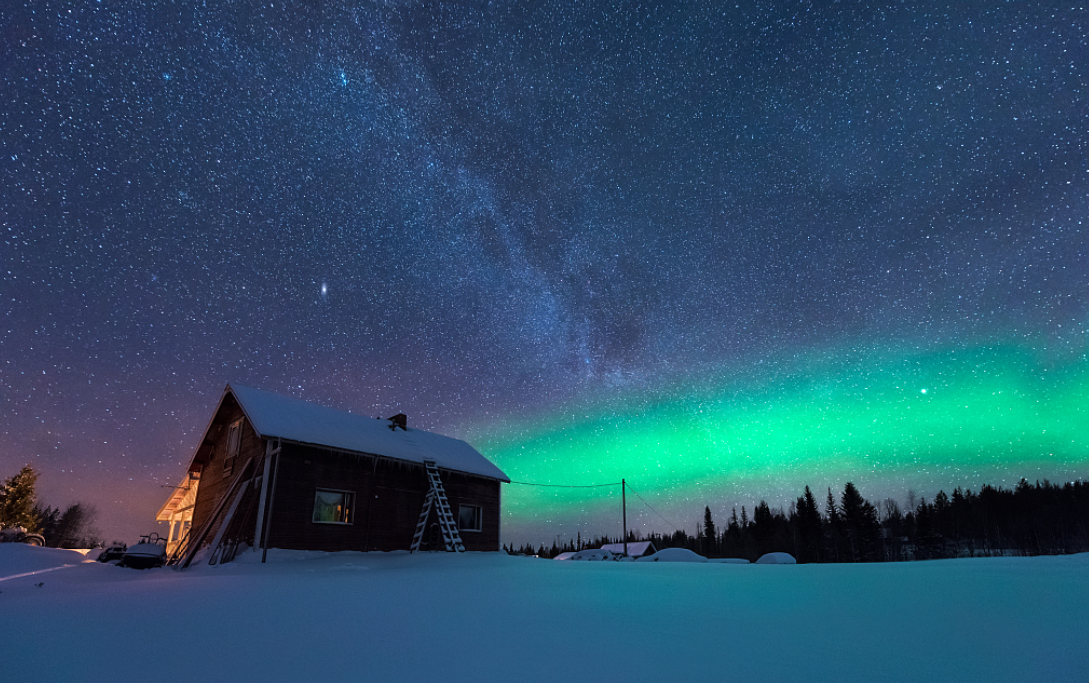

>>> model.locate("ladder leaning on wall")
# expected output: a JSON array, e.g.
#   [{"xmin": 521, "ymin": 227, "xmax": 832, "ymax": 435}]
[{"xmin": 410, "ymin": 460, "xmax": 465, "ymax": 552}]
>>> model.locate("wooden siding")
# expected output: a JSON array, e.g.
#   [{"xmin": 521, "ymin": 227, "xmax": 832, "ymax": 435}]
[
  {"xmin": 263, "ymin": 443, "xmax": 502, "ymax": 552},
  {"xmin": 188, "ymin": 394, "xmax": 266, "ymax": 547}
]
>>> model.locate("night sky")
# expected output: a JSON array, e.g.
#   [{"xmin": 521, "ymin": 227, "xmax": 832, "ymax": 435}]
[{"xmin": 2, "ymin": 2, "xmax": 1086, "ymax": 546}]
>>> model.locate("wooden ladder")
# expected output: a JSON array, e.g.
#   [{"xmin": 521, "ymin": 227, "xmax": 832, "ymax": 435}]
[{"xmin": 410, "ymin": 460, "xmax": 465, "ymax": 552}]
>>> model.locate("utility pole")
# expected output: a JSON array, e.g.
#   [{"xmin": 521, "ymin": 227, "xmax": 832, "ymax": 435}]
[{"xmin": 622, "ymin": 478, "xmax": 628, "ymax": 557}]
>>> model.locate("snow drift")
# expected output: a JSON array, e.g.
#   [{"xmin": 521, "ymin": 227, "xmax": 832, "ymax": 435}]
[
  {"xmin": 756, "ymin": 552, "xmax": 797, "ymax": 564},
  {"xmin": 2, "ymin": 545, "xmax": 1087, "ymax": 682},
  {"xmin": 635, "ymin": 547, "xmax": 707, "ymax": 563}
]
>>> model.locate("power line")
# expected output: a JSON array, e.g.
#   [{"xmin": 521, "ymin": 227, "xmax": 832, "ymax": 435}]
[
  {"xmin": 625, "ymin": 483, "xmax": 680, "ymax": 531},
  {"xmin": 507, "ymin": 480, "xmax": 621, "ymax": 489},
  {"xmin": 506, "ymin": 478, "xmax": 679, "ymax": 530}
]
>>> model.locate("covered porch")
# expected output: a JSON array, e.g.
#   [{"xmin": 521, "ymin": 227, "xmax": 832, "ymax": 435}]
[{"xmin": 156, "ymin": 471, "xmax": 200, "ymax": 556}]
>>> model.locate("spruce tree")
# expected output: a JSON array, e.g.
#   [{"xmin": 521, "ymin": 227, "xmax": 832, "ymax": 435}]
[
  {"xmin": 858, "ymin": 499, "xmax": 882, "ymax": 561},
  {"xmin": 752, "ymin": 501, "xmax": 775, "ymax": 556},
  {"xmin": 933, "ymin": 490, "xmax": 951, "ymax": 543},
  {"xmin": 914, "ymin": 498, "xmax": 936, "ymax": 560},
  {"xmin": 723, "ymin": 508, "xmax": 742, "ymax": 557},
  {"xmin": 0, "ymin": 466, "xmax": 40, "ymax": 532},
  {"xmin": 841, "ymin": 482, "xmax": 865, "ymax": 518},
  {"xmin": 825, "ymin": 487, "xmax": 843, "ymax": 562},
  {"xmin": 825, "ymin": 488, "xmax": 840, "ymax": 525},
  {"xmin": 33, "ymin": 503, "xmax": 60, "ymax": 545},
  {"xmin": 703, "ymin": 506, "xmax": 717, "ymax": 557},
  {"xmin": 796, "ymin": 486, "xmax": 823, "ymax": 562},
  {"xmin": 840, "ymin": 482, "xmax": 882, "ymax": 561},
  {"xmin": 841, "ymin": 482, "xmax": 865, "ymax": 561}
]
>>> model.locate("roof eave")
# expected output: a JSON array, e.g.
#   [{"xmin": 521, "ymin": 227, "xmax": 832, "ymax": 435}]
[{"xmin": 264, "ymin": 436, "xmax": 511, "ymax": 482}]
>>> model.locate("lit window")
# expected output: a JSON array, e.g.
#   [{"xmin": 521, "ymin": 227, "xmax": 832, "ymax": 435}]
[
  {"xmin": 313, "ymin": 489, "xmax": 354, "ymax": 524},
  {"xmin": 458, "ymin": 504, "xmax": 482, "ymax": 532}
]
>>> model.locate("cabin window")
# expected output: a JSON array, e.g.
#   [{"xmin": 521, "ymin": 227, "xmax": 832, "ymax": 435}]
[
  {"xmin": 223, "ymin": 419, "xmax": 242, "ymax": 475},
  {"xmin": 458, "ymin": 504, "xmax": 482, "ymax": 532},
  {"xmin": 313, "ymin": 489, "xmax": 354, "ymax": 525}
]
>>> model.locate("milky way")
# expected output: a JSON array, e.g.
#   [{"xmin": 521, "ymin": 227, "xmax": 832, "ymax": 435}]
[{"xmin": 2, "ymin": 2, "xmax": 1086, "ymax": 544}]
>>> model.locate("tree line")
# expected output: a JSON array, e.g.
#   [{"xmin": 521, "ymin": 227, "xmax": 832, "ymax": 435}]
[
  {"xmin": 0, "ymin": 466, "xmax": 102, "ymax": 548},
  {"xmin": 514, "ymin": 478, "xmax": 1089, "ymax": 562}
]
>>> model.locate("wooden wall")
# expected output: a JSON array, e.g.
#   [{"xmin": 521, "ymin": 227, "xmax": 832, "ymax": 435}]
[
  {"xmin": 263, "ymin": 443, "xmax": 502, "ymax": 552},
  {"xmin": 188, "ymin": 394, "xmax": 265, "ymax": 546},
  {"xmin": 185, "ymin": 395, "xmax": 504, "ymax": 554}
]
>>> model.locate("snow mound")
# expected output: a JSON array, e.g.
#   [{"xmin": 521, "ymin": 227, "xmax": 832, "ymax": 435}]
[
  {"xmin": 756, "ymin": 552, "xmax": 797, "ymax": 564},
  {"xmin": 0, "ymin": 544, "xmax": 94, "ymax": 576},
  {"xmin": 636, "ymin": 547, "xmax": 707, "ymax": 563},
  {"xmin": 709, "ymin": 558, "xmax": 751, "ymax": 564}
]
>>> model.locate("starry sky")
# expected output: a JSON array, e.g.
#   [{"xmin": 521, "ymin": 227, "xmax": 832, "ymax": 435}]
[{"xmin": 2, "ymin": 1, "xmax": 1087, "ymax": 546}]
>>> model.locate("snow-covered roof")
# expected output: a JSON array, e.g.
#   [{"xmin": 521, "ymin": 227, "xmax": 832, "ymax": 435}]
[
  {"xmin": 599, "ymin": 541, "xmax": 657, "ymax": 557},
  {"xmin": 222, "ymin": 384, "xmax": 509, "ymax": 482}
]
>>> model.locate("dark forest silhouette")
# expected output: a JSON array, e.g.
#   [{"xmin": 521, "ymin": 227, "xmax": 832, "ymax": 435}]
[{"xmin": 511, "ymin": 479, "xmax": 1089, "ymax": 562}]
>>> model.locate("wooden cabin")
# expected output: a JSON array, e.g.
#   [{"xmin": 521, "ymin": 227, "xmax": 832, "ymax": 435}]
[{"xmin": 160, "ymin": 384, "xmax": 509, "ymax": 564}]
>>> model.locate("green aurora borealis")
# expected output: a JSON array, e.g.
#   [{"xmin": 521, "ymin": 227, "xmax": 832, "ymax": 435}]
[{"xmin": 473, "ymin": 344, "xmax": 1088, "ymax": 541}]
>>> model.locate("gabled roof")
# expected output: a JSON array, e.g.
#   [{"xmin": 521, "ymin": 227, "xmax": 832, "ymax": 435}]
[
  {"xmin": 190, "ymin": 384, "xmax": 509, "ymax": 482},
  {"xmin": 600, "ymin": 541, "xmax": 657, "ymax": 557}
]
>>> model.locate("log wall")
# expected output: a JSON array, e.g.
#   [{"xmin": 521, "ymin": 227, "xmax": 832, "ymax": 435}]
[
  {"xmin": 263, "ymin": 442, "xmax": 502, "ymax": 552},
  {"xmin": 188, "ymin": 394, "xmax": 266, "ymax": 546}
]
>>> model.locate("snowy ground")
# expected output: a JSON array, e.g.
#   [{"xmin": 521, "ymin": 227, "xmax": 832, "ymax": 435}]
[{"xmin": 2, "ymin": 545, "xmax": 1087, "ymax": 682}]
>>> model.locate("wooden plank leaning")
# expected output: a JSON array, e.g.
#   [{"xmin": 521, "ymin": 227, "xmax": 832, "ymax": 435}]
[{"xmin": 177, "ymin": 457, "xmax": 255, "ymax": 569}]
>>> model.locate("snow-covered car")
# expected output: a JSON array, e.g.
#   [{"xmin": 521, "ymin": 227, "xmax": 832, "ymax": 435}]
[
  {"xmin": 120, "ymin": 534, "xmax": 167, "ymax": 569},
  {"xmin": 96, "ymin": 544, "xmax": 127, "ymax": 564},
  {"xmin": 567, "ymin": 548, "xmax": 630, "ymax": 561},
  {"xmin": 635, "ymin": 547, "xmax": 707, "ymax": 563},
  {"xmin": 0, "ymin": 526, "xmax": 45, "ymax": 546},
  {"xmin": 755, "ymin": 552, "xmax": 797, "ymax": 564}
]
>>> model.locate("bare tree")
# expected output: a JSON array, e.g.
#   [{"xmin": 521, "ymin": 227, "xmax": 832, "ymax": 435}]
[
  {"xmin": 52, "ymin": 502, "xmax": 100, "ymax": 548},
  {"xmin": 881, "ymin": 498, "xmax": 901, "ymax": 523}
]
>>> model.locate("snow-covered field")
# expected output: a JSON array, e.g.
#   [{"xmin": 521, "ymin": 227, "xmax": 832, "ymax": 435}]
[{"xmin": 2, "ymin": 545, "xmax": 1087, "ymax": 682}]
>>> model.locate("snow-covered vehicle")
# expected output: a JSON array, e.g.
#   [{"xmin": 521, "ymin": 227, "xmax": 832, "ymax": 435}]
[
  {"xmin": 755, "ymin": 552, "xmax": 797, "ymax": 564},
  {"xmin": 96, "ymin": 543, "xmax": 127, "ymax": 564},
  {"xmin": 0, "ymin": 526, "xmax": 46, "ymax": 546},
  {"xmin": 566, "ymin": 548, "xmax": 629, "ymax": 561},
  {"xmin": 121, "ymin": 534, "xmax": 167, "ymax": 569},
  {"xmin": 635, "ymin": 547, "xmax": 707, "ymax": 563}
]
